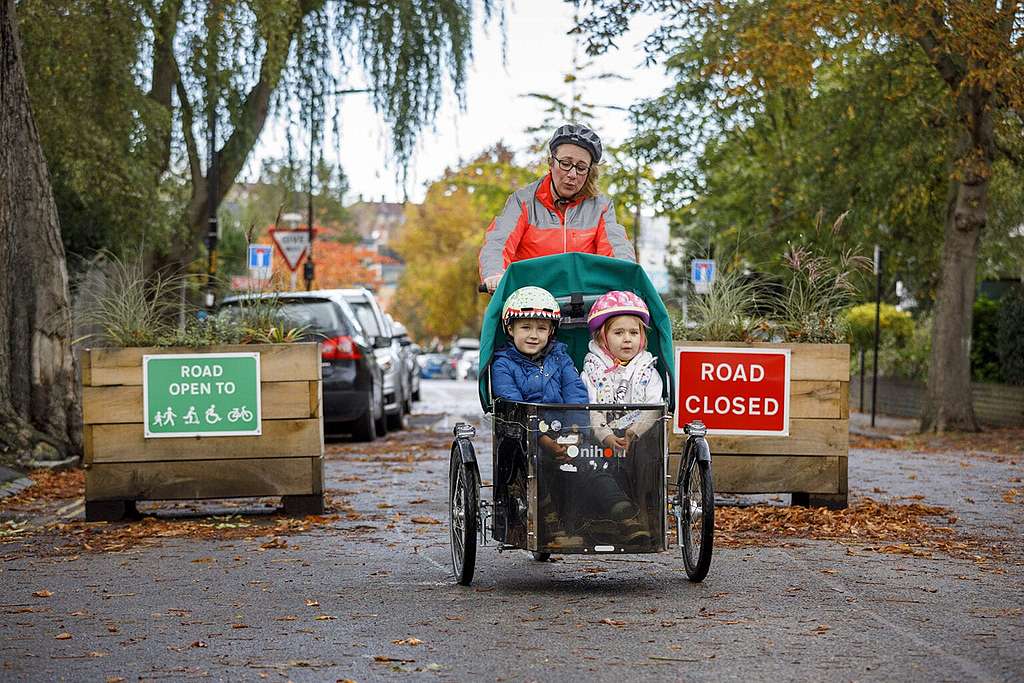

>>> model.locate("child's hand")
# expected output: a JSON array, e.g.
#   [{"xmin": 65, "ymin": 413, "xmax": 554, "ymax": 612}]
[
  {"xmin": 602, "ymin": 434, "xmax": 629, "ymax": 451},
  {"xmin": 539, "ymin": 434, "xmax": 570, "ymax": 460}
]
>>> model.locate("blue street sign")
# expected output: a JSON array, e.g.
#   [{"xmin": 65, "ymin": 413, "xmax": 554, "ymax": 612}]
[
  {"xmin": 691, "ymin": 259, "xmax": 716, "ymax": 293},
  {"xmin": 248, "ymin": 244, "xmax": 272, "ymax": 269}
]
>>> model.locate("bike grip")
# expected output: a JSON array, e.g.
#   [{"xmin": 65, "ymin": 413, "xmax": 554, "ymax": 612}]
[{"xmin": 478, "ymin": 283, "xmax": 489, "ymax": 293}]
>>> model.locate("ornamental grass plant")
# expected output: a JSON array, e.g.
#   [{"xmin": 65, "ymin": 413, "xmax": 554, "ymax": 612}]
[
  {"xmin": 674, "ymin": 269, "xmax": 765, "ymax": 342},
  {"xmin": 75, "ymin": 254, "xmax": 305, "ymax": 347}
]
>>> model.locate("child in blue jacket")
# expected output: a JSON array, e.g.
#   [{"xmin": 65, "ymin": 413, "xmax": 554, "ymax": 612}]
[{"xmin": 491, "ymin": 286, "xmax": 588, "ymax": 407}]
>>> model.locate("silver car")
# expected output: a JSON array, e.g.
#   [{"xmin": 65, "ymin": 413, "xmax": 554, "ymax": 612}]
[
  {"xmin": 388, "ymin": 317, "xmax": 421, "ymax": 405},
  {"xmin": 338, "ymin": 288, "xmax": 406, "ymax": 431}
]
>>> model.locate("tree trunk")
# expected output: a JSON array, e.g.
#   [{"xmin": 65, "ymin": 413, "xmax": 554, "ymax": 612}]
[
  {"xmin": 0, "ymin": 0, "xmax": 82, "ymax": 463},
  {"xmin": 921, "ymin": 87, "xmax": 992, "ymax": 433}
]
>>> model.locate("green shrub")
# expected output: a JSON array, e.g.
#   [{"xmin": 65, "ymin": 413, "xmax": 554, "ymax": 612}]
[
  {"xmin": 997, "ymin": 286, "xmax": 1024, "ymax": 385},
  {"xmin": 880, "ymin": 316, "xmax": 931, "ymax": 380},
  {"xmin": 843, "ymin": 303, "xmax": 913, "ymax": 353},
  {"xmin": 971, "ymin": 296, "xmax": 1003, "ymax": 382}
]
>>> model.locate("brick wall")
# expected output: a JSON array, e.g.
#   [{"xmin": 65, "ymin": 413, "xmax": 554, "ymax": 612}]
[{"xmin": 850, "ymin": 377, "xmax": 1024, "ymax": 427}]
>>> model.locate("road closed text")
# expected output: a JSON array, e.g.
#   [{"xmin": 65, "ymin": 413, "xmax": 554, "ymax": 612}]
[
  {"xmin": 675, "ymin": 347, "xmax": 791, "ymax": 435},
  {"xmin": 684, "ymin": 394, "xmax": 780, "ymax": 416}
]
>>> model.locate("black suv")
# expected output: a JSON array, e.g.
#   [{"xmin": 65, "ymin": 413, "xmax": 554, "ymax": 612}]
[{"xmin": 219, "ymin": 292, "xmax": 387, "ymax": 441}]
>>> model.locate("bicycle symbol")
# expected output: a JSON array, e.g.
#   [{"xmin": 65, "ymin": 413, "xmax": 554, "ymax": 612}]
[{"xmin": 227, "ymin": 406, "xmax": 253, "ymax": 423}]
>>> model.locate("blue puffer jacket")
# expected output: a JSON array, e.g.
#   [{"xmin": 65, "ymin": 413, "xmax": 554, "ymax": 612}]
[{"xmin": 491, "ymin": 340, "xmax": 589, "ymax": 405}]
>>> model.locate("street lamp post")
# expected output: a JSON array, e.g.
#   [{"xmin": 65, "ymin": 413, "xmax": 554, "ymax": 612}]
[{"xmin": 205, "ymin": 2, "xmax": 219, "ymax": 310}]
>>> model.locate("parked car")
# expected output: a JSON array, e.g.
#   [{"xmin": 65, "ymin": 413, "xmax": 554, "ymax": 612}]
[
  {"xmin": 418, "ymin": 353, "xmax": 450, "ymax": 379},
  {"xmin": 446, "ymin": 338, "xmax": 480, "ymax": 380},
  {"xmin": 457, "ymin": 349, "xmax": 480, "ymax": 381},
  {"xmin": 218, "ymin": 291, "xmax": 387, "ymax": 441},
  {"xmin": 338, "ymin": 289, "xmax": 406, "ymax": 430},
  {"xmin": 388, "ymin": 318, "xmax": 421, "ymax": 403}
]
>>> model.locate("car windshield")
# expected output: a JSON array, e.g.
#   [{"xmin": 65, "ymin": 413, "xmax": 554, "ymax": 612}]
[
  {"xmin": 348, "ymin": 301, "xmax": 382, "ymax": 337},
  {"xmin": 219, "ymin": 299, "xmax": 347, "ymax": 340},
  {"xmin": 277, "ymin": 301, "xmax": 348, "ymax": 339}
]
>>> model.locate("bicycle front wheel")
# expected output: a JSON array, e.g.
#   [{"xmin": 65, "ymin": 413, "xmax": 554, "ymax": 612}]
[
  {"xmin": 449, "ymin": 452, "xmax": 478, "ymax": 586},
  {"xmin": 678, "ymin": 457, "xmax": 714, "ymax": 582}
]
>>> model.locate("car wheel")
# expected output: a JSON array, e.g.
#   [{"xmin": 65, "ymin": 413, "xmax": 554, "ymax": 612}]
[
  {"xmin": 386, "ymin": 409, "xmax": 405, "ymax": 431},
  {"xmin": 412, "ymin": 387, "xmax": 421, "ymax": 402},
  {"xmin": 374, "ymin": 397, "xmax": 388, "ymax": 437},
  {"xmin": 349, "ymin": 394, "xmax": 377, "ymax": 442}
]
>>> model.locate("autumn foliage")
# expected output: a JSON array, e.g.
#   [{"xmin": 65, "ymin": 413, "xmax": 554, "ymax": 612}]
[{"xmin": 392, "ymin": 145, "xmax": 539, "ymax": 339}]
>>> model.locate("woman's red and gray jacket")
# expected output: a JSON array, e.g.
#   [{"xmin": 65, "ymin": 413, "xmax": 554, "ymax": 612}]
[{"xmin": 478, "ymin": 173, "xmax": 636, "ymax": 279}]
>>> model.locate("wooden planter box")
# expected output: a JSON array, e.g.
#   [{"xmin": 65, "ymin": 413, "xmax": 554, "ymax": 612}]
[
  {"xmin": 80, "ymin": 343, "xmax": 324, "ymax": 521},
  {"xmin": 668, "ymin": 342, "xmax": 849, "ymax": 508}
]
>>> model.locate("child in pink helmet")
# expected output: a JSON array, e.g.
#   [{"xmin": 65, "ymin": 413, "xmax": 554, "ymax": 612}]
[{"xmin": 582, "ymin": 290, "xmax": 664, "ymax": 450}]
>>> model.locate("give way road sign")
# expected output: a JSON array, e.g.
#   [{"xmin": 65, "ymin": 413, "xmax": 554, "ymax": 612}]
[{"xmin": 270, "ymin": 229, "xmax": 309, "ymax": 271}]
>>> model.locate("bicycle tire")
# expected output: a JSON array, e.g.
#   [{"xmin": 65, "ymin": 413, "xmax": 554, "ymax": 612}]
[
  {"xmin": 449, "ymin": 452, "xmax": 479, "ymax": 586},
  {"xmin": 679, "ymin": 456, "xmax": 714, "ymax": 582}
]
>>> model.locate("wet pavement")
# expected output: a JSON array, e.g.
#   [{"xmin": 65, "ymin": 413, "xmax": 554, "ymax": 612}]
[{"xmin": 1, "ymin": 379, "xmax": 1022, "ymax": 682}]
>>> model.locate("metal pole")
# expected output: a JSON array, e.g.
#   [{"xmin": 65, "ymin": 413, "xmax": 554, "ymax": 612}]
[
  {"xmin": 633, "ymin": 166, "xmax": 641, "ymax": 262},
  {"xmin": 871, "ymin": 245, "xmax": 882, "ymax": 427},
  {"xmin": 204, "ymin": 4, "xmax": 218, "ymax": 310},
  {"xmin": 858, "ymin": 349, "xmax": 866, "ymax": 412},
  {"xmin": 304, "ymin": 114, "xmax": 315, "ymax": 291}
]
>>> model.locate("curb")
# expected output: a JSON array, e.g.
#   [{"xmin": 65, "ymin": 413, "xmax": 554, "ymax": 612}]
[
  {"xmin": 849, "ymin": 426, "xmax": 907, "ymax": 442},
  {"xmin": 0, "ymin": 476, "xmax": 35, "ymax": 500}
]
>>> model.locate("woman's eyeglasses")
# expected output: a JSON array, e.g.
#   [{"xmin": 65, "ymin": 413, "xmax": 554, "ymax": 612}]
[{"xmin": 552, "ymin": 157, "xmax": 590, "ymax": 175}]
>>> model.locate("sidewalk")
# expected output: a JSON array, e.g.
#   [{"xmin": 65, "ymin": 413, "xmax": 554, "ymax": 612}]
[{"xmin": 850, "ymin": 410, "xmax": 920, "ymax": 438}]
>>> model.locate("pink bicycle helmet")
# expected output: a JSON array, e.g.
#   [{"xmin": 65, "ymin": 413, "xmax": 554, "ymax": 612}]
[{"xmin": 587, "ymin": 290, "xmax": 650, "ymax": 333}]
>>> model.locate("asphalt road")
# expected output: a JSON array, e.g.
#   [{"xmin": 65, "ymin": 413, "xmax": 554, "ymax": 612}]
[{"xmin": 1, "ymin": 379, "xmax": 1022, "ymax": 682}]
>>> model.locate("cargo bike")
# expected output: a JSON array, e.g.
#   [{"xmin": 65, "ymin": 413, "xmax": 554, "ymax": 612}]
[{"xmin": 448, "ymin": 254, "xmax": 715, "ymax": 585}]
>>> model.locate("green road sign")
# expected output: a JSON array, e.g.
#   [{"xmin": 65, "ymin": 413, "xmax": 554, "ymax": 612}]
[{"xmin": 143, "ymin": 353, "xmax": 262, "ymax": 438}]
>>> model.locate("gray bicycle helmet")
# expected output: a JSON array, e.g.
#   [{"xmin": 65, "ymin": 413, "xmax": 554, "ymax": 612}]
[{"xmin": 548, "ymin": 124, "xmax": 602, "ymax": 164}]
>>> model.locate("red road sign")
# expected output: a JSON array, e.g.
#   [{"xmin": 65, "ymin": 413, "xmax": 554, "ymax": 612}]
[{"xmin": 674, "ymin": 346, "xmax": 791, "ymax": 436}]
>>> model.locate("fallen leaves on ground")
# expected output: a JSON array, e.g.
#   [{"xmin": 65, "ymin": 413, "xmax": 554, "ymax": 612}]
[
  {"xmin": 392, "ymin": 638, "xmax": 423, "ymax": 646},
  {"xmin": 37, "ymin": 514, "xmax": 339, "ymax": 554},
  {"xmin": 713, "ymin": 498, "xmax": 997, "ymax": 566},
  {"xmin": 410, "ymin": 516, "xmax": 441, "ymax": 525},
  {"xmin": 0, "ymin": 469, "xmax": 84, "ymax": 510},
  {"xmin": 32, "ymin": 590, "xmax": 53, "ymax": 598},
  {"xmin": 1002, "ymin": 489, "xmax": 1020, "ymax": 505}
]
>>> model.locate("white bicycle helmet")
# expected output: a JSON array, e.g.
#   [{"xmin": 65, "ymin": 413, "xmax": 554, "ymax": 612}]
[{"xmin": 501, "ymin": 286, "xmax": 561, "ymax": 331}]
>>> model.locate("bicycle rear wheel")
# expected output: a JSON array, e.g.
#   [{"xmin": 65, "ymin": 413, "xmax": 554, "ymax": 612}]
[{"xmin": 678, "ymin": 456, "xmax": 714, "ymax": 582}]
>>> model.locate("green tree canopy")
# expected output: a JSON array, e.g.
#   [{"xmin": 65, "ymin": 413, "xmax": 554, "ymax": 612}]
[
  {"xmin": 19, "ymin": 0, "xmax": 497, "ymax": 271},
  {"xmin": 393, "ymin": 144, "xmax": 538, "ymax": 339},
  {"xmin": 573, "ymin": 0, "xmax": 1024, "ymax": 431}
]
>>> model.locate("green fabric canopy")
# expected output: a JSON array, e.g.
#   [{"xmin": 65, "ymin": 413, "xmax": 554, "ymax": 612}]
[{"xmin": 478, "ymin": 253, "xmax": 675, "ymax": 411}]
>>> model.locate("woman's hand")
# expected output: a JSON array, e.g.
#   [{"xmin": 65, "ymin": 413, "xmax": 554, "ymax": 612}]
[{"xmin": 483, "ymin": 272, "xmax": 504, "ymax": 293}]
